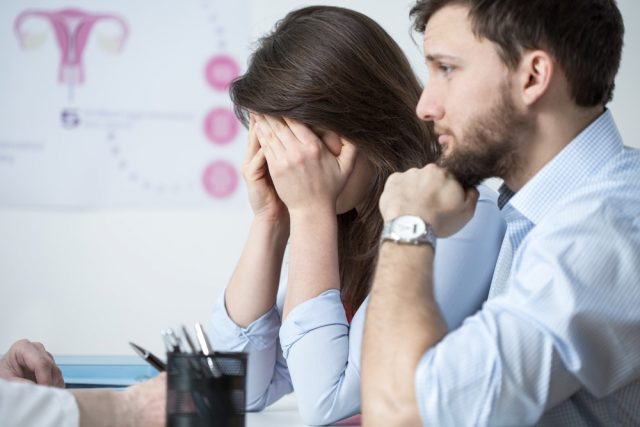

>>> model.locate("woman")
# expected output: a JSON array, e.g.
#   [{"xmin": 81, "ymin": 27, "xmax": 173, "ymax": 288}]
[{"xmin": 209, "ymin": 6, "xmax": 505, "ymax": 425}]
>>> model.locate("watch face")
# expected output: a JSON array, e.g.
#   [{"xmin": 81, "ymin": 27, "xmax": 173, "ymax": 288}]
[{"xmin": 391, "ymin": 215, "xmax": 426, "ymax": 239}]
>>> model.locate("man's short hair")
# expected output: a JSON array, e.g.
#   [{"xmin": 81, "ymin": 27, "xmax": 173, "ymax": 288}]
[{"xmin": 410, "ymin": 0, "xmax": 624, "ymax": 107}]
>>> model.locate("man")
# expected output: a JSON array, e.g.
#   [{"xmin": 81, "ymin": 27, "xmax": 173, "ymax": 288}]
[
  {"xmin": 1, "ymin": 339, "xmax": 166, "ymax": 427},
  {"xmin": 362, "ymin": 0, "xmax": 640, "ymax": 426}
]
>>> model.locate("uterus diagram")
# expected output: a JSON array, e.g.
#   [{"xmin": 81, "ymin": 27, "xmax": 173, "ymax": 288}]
[{"xmin": 14, "ymin": 8, "xmax": 129, "ymax": 100}]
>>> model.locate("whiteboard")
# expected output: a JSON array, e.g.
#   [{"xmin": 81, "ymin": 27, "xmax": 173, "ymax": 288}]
[{"xmin": 0, "ymin": 0, "xmax": 248, "ymax": 208}]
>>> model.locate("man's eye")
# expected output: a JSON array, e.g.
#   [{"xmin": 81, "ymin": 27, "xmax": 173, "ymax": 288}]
[{"xmin": 439, "ymin": 64, "xmax": 455, "ymax": 76}]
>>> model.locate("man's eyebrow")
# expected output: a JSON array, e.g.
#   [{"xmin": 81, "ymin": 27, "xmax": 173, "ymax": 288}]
[{"xmin": 425, "ymin": 53, "xmax": 459, "ymax": 62}]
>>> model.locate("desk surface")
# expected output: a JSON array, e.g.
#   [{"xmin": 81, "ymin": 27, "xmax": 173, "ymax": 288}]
[
  {"xmin": 248, "ymin": 394, "xmax": 361, "ymax": 427},
  {"xmin": 56, "ymin": 356, "xmax": 361, "ymax": 426}
]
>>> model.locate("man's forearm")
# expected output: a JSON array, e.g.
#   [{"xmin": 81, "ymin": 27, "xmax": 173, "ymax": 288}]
[{"xmin": 362, "ymin": 243, "xmax": 447, "ymax": 427}]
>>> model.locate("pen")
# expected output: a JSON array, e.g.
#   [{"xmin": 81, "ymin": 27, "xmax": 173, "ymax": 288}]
[
  {"xmin": 129, "ymin": 342, "xmax": 167, "ymax": 372},
  {"xmin": 194, "ymin": 323, "xmax": 223, "ymax": 377},
  {"xmin": 166, "ymin": 328, "xmax": 183, "ymax": 353},
  {"xmin": 182, "ymin": 325, "xmax": 197, "ymax": 353}
]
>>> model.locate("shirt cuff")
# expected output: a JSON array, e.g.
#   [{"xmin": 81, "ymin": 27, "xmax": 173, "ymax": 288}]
[
  {"xmin": 279, "ymin": 289, "xmax": 348, "ymax": 359},
  {"xmin": 210, "ymin": 292, "xmax": 281, "ymax": 351}
]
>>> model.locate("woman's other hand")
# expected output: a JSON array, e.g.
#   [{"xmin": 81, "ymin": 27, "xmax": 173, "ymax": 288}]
[{"xmin": 242, "ymin": 113, "xmax": 289, "ymax": 224}]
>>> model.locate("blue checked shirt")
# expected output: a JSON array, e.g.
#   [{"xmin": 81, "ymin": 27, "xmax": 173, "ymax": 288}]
[{"xmin": 416, "ymin": 110, "xmax": 640, "ymax": 426}]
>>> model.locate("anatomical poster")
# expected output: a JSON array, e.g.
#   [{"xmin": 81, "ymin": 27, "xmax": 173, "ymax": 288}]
[{"xmin": 0, "ymin": 0, "xmax": 249, "ymax": 208}]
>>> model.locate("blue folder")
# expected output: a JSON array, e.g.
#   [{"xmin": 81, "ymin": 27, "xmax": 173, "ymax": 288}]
[{"xmin": 55, "ymin": 355, "xmax": 160, "ymax": 388}]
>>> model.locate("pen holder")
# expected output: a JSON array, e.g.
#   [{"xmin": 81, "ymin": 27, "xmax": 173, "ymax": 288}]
[{"xmin": 166, "ymin": 352, "xmax": 247, "ymax": 427}]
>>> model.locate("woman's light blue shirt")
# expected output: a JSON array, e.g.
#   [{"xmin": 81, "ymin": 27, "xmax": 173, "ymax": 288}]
[{"xmin": 209, "ymin": 184, "xmax": 505, "ymax": 425}]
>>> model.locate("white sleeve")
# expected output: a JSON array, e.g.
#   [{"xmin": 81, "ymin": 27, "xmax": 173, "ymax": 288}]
[{"xmin": 0, "ymin": 378, "xmax": 79, "ymax": 427}]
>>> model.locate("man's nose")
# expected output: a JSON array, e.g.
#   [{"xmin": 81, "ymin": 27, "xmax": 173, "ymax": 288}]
[{"xmin": 416, "ymin": 84, "xmax": 444, "ymax": 122}]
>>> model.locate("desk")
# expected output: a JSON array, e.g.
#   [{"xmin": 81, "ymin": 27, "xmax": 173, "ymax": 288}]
[
  {"xmin": 247, "ymin": 394, "xmax": 361, "ymax": 427},
  {"xmin": 56, "ymin": 356, "xmax": 361, "ymax": 426}
]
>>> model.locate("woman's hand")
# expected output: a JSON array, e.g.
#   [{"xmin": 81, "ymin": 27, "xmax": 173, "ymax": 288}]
[
  {"xmin": 242, "ymin": 113, "xmax": 289, "ymax": 224},
  {"xmin": 255, "ymin": 115, "xmax": 357, "ymax": 217}
]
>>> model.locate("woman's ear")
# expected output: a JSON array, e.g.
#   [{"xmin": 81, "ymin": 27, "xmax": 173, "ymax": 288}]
[
  {"xmin": 517, "ymin": 50, "xmax": 554, "ymax": 107},
  {"xmin": 322, "ymin": 131, "xmax": 344, "ymax": 157}
]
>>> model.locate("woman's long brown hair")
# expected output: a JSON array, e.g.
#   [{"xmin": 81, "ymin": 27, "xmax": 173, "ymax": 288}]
[{"xmin": 230, "ymin": 6, "xmax": 439, "ymax": 317}]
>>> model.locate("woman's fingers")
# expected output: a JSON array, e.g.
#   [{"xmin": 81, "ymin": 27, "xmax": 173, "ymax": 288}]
[
  {"xmin": 246, "ymin": 147, "xmax": 267, "ymax": 178},
  {"xmin": 260, "ymin": 116, "xmax": 343, "ymax": 160},
  {"xmin": 256, "ymin": 115, "xmax": 353, "ymax": 179},
  {"xmin": 283, "ymin": 117, "xmax": 323, "ymax": 148},
  {"xmin": 243, "ymin": 113, "xmax": 261, "ymax": 165},
  {"xmin": 284, "ymin": 118, "xmax": 345, "ymax": 162},
  {"xmin": 264, "ymin": 115, "xmax": 302, "ymax": 151},
  {"xmin": 256, "ymin": 115, "xmax": 286, "ymax": 160},
  {"xmin": 255, "ymin": 121, "xmax": 278, "ymax": 163}
]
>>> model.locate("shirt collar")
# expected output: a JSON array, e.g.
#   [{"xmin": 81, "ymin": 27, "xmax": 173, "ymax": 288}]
[{"xmin": 503, "ymin": 109, "xmax": 623, "ymax": 225}]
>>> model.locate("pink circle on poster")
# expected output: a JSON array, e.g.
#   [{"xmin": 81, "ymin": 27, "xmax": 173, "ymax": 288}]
[
  {"xmin": 205, "ymin": 55, "xmax": 240, "ymax": 91},
  {"xmin": 202, "ymin": 160, "xmax": 239, "ymax": 199},
  {"xmin": 203, "ymin": 108, "xmax": 239, "ymax": 145}
]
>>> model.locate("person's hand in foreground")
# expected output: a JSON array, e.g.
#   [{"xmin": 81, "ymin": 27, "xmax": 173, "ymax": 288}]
[{"xmin": 0, "ymin": 339, "xmax": 64, "ymax": 387}]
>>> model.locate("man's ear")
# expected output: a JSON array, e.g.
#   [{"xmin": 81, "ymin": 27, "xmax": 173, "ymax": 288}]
[{"xmin": 516, "ymin": 50, "xmax": 554, "ymax": 106}]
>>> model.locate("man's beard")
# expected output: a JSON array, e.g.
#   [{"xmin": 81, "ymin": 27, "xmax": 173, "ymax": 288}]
[{"xmin": 436, "ymin": 85, "xmax": 532, "ymax": 188}]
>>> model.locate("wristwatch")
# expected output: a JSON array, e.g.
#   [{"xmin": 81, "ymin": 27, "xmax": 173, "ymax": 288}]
[{"xmin": 380, "ymin": 215, "xmax": 437, "ymax": 249}]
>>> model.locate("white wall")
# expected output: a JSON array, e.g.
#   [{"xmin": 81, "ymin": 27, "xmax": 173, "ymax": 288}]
[
  {"xmin": 610, "ymin": 0, "xmax": 640, "ymax": 147},
  {"xmin": 1, "ymin": 0, "xmax": 638, "ymax": 357}
]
